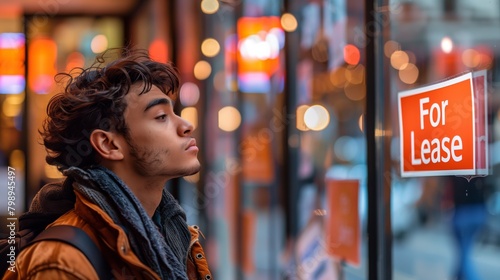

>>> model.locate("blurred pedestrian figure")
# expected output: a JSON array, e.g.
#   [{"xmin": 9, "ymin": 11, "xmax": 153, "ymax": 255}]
[
  {"xmin": 450, "ymin": 176, "xmax": 488, "ymax": 280},
  {"xmin": 2, "ymin": 49, "xmax": 211, "ymax": 279}
]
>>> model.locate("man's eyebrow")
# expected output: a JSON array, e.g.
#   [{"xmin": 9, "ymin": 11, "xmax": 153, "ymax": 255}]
[{"xmin": 144, "ymin": 98, "xmax": 172, "ymax": 112}]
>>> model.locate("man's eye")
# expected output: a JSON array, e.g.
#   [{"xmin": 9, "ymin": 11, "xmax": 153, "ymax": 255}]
[{"xmin": 156, "ymin": 114, "xmax": 167, "ymax": 120}]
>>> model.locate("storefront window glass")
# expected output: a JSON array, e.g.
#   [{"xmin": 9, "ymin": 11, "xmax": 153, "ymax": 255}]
[
  {"xmin": 288, "ymin": 0, "xmax": 368, "ymax": 279},
  {"xmin": 387, "ymin": 1, "xmax": 500, "ymax": 279}
]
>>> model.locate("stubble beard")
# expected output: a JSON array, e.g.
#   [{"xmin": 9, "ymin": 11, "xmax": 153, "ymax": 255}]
[{"xmin": 127, "ymin": 139, "xmax": 201, "ymax": 178}]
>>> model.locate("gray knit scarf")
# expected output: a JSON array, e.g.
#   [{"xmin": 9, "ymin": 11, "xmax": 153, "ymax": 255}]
[{"xmin": 64, "ymin": 166, "xmax": 191, "ymax": 279}]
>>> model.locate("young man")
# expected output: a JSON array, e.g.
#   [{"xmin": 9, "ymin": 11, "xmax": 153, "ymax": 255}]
[{"xmin": 3, "ymin": 49, "xmax": 211, "ymax": 279}]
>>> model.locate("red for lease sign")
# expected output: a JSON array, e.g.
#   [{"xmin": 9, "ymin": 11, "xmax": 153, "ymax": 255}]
[
  {"xmin": 325, "ymin": 179, "xmax": 360, "ymax": 267},
  {"xmin": 398, "ymin": 71, "xmax": 488, "ymax": 177}
]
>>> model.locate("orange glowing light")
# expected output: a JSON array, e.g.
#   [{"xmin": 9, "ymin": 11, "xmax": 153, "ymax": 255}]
[
  {"xmin": 344, "ymin": 44, "xmax": 360, "ymax": 65},
  {"xmin": 0, "ymin": 33, "xmax": 25, "ymax": 78},
  {"xmin": 474, "ymin": 45, "xmax": 493, "ymax": 68},
  {"xmin": 149, "ymin": 39, "xmax": 168, "ymax": 63},
  {"xmin": 236, "ymin": 16, "xmax": 283, "ymax": 76},
  {"xmin": 0, "ymin": 48, "xmax": 24, "ymax": 75},
  {"xmin": 28, "ymin": 37, "xmax": 57, "ymax": 94}
]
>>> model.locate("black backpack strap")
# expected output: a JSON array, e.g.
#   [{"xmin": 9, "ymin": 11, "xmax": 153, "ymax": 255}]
[{"xmin": 31, "ymin": 225, "xmax": 112, "ymax": 279}]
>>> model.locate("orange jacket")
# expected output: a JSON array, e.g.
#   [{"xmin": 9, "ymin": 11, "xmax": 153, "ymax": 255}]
[{"xmin": 2, "ymin": 191, "xmax": 212, "ymax": 280}]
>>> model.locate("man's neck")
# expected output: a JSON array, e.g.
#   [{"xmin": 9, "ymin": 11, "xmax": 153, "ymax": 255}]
[
  {"xmin": 109, "ymin": 168, "xmax": 167, "ymax": 217},
  {"xmin": 134, "ymin": 187, "xmax": 164, "ymax": 217}
]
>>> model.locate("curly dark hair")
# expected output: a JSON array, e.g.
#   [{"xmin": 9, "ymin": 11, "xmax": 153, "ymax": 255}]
[{"xmin": 40, "ymin": 48, "xmax": 180, "ymax": 171}]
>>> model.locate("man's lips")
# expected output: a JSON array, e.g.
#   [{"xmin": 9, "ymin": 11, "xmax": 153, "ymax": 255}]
[{"xmin": 186, "ymin": 139, "xmax": 198, "ymax": 151}]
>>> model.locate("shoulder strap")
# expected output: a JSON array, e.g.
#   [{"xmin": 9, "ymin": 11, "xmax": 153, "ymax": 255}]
[{"xmin": 31, "ymin": 225, "xmax": 112, "ymax": 279}]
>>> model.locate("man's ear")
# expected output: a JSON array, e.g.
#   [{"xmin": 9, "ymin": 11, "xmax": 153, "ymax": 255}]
[{"xmin": 89, "ymin": 129, "xmax": 124, "ymax": 160}]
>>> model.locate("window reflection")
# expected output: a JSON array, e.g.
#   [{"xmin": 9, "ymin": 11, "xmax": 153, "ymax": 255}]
[{"xmin": 391, "ymin": 1, "xmax": 500, "ymax": 279}]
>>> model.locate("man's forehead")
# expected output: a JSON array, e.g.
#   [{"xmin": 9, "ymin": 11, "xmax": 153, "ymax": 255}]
[{"xmin": 125, "ymin": 85, "xmax": 174, "ymax": 111}]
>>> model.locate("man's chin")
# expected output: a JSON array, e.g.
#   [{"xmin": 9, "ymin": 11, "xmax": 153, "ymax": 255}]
[
  {"xmin": 166, "ymin": 162, "xmax": 201, "ymax": 179},
  {"xmin": 184, "ymin": 163, "xmax": 201, "ymax": 177}
]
